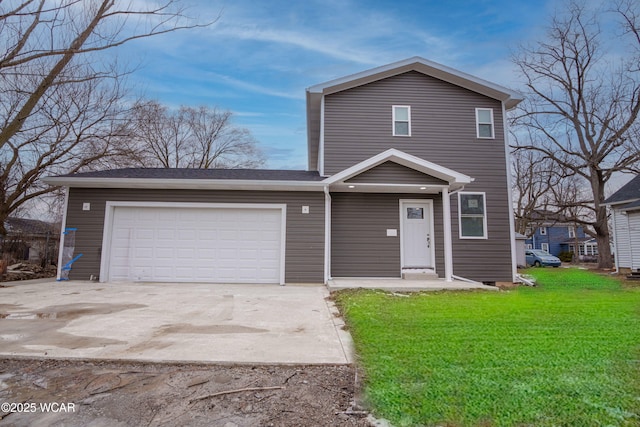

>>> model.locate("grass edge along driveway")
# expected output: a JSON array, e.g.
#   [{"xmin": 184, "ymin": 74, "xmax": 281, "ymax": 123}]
[{"xmin": 335, "ymin": 269, "xmax": 640, "ymax": 427}]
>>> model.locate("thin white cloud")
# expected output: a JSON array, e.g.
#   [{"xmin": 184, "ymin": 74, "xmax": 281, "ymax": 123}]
[
  {"xmin": 213, "ymin": 24, "xmax": 381, "ymax": 65},
  {"xmin": 205, "ymin": 71, "xmax": 304, "ymax": 100}
]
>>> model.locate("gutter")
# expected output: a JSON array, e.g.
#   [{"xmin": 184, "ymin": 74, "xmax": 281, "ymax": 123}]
[{"xmin": 42, "ymin": 176, "xmax": 326, "ymax": 192}]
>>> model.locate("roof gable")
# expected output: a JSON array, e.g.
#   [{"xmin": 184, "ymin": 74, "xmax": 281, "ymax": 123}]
[
  {"xmin": 307, "ymin": 56, "xmax": 523, "ymax": 108},
  {"xmin": 345, "ymin": 161, "xmax": 448, "ymax": 185},
  {"xmin": 306, "ymin": 56, "xmax": 523, "ymax": 171},
  {"xmin": 324, "ymin": 148, "xmax": 472, "ymax": 193},
  {"xmin": 604, "ymin": 174, "xmax": 640, "ymax": 205}
]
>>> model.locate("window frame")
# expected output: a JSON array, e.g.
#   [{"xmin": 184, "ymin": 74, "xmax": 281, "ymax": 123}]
[
  {"xmin": 458, "ymin": 192, "xmax": 488, "ymax": 239},
  {"xmin": 541, "ymin": 243, "xmax": 550, "ymax": 253},
  {"xmin": 475, "ymin": 108, "xmax": 495, "ymax": 139},
  {"xmin": 392, "ymin": 105, "xmax": 411, "ymax": 137},
  {"xmin": 539, "ymin": 226, "xmax": 547, "ymax": 235},
  {"xmin": 568, "ymin": 226, "xmax": 576, "ymax": 238}
]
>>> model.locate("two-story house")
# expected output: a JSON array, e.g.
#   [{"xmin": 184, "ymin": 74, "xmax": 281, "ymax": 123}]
[
  {"xmin": 523, "ymin": 210, "xmax": 597, "ymax": 261},
  {"xmin": 44, "ymin": 57, "xmax": 523, "ymax": 285}
]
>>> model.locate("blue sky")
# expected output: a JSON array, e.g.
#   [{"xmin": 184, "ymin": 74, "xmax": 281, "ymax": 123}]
[{"xmin": 119, "ymin": 0, "xmax": 556, "ymax": 170}]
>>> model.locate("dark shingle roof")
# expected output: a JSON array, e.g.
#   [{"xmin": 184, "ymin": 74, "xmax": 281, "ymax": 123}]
[
  {"xmin": 604, "ymin": 175, "xmax": 640, "ymax": 204},
  {"xmin": 528, "ymin": 209, "xmax": 569, "ymax": 222},
  {"xmin": 618, "ymin": 200, "xmax": 640, "ymax": 211},
  {"xmin": 60, "ymin": 168, "xmax": 325, "ymax": 181},
  {"xmin": 5, "ymin": 217, "xmax": 57, "ymax": 236}
]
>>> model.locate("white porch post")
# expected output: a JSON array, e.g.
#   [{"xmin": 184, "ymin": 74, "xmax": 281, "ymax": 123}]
[
  {"xmin": 56, "ymin": 186, "xmax": 70, "ymax": 281},
  {"xmin": 324, "ymin": 186, "xmax": 332, "ymax": 284},
  {"xmin": 442, "ymin": 188, "xmax": 453, "ymax": 282}
]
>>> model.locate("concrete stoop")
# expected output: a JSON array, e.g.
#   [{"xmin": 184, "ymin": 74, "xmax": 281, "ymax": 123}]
[{"xmin": 401, "ymin": 268, "xmax": 438, "ymax": 280}]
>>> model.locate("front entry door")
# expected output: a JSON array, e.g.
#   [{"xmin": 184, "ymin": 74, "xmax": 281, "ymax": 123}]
[{"xmin": 401, "ymin": 201, "xmax": 433, "ymax": 268}]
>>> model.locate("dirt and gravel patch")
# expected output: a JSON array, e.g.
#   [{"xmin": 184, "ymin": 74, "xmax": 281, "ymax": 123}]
[
  {"xmin": 0, "ymin": 263, "xmax": 56, "ymax": 283},
  {"xmin": 0, "ymin": 358, "xmax": 373, "ymax": 426}
]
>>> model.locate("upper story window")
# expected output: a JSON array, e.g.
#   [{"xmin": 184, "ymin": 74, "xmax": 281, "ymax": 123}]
[
  {"xmin": 458, "ymin": 192, "xmax": 487, "ymax": 239},
  {"xmin": 568, "ymin": 226, "xmax": 576, "ymax": 238},
  {"xmin": 475, "ymin": 108, "xmax": 494, "ymax": 139},
  {"xmin": 393, "ymin": 105, "xmax": 411, "ymax": 136},
  {"xmin": 539, "ymin": 226, "xmax": 547, "ymax": 235}
]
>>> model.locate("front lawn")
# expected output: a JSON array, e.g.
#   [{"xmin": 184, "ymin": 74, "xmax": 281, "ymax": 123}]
[{"xmin": 335, "ymin": 269, "xmax": 640, "ymax": 426}]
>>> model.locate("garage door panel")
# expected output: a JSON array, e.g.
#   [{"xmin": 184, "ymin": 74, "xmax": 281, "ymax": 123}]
[
  {"xmin": 177, "ymin": 247, "xmax": 196, "ymax": 259},
  {"xmin": 134, "ymin": 247, "xmax": 153, "ymax": 259},
  {"xmin": 197, "ymin": 248, "xmax": 216, "ymax": 258},
  {"xmin": 108, "ymin": 206, "xmax": 282, "ymax": 283},
  {"xmin": 155, "ymin": 247, "xmax": 173, "ymax": 258},
  {"xmin": 199, "ymin": 230, "xmax": 217, "ymax": 240}
]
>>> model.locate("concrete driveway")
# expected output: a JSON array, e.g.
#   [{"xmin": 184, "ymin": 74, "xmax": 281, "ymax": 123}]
[{"xmin": 0, "ymin": 281, "xmax": 353, "ymax": 364}]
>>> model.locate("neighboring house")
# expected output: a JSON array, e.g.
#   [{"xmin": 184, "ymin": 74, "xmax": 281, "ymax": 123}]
[
  {"xmin": 44, "ymin": 57, "xmax": 523, "ymax": 285},
  {"xmin": 523, "ymin": 210, "xmax": 597, "ymax": 261},
  {"xmin": 604, "ymin": 175, "xmax": 640, "ymax": 273},
  {"xmin": 1, "ymin": 217, "xmax": 59, "ymax": 263}
]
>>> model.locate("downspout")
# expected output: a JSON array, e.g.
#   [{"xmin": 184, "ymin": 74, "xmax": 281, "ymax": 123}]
[
  {"xmin": 502, "ymin": 101, "xmax": 519, "ymax": 283},
  {"xmin": 446, "ymin": 187, "xmax": 490, "ymax": 286},
  {"xmin": 56, "ymin": 187, "xmax": 70, "ymax": 281},
  {"xmin": 324, "ymin": 185, "xmax": 331, "ymax": 284},
  {"xmin": 318, "ymin": 96, "xmax": 325, "ymax": 176},
  {"xmin": 442, "ymin": 187, "xmax": 453, "ymax": 282}
]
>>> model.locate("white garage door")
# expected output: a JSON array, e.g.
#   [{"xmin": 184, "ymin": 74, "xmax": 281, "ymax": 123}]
[{"xmin": 107, "ymin": 205, "xmax": 283, "ymax": 283}]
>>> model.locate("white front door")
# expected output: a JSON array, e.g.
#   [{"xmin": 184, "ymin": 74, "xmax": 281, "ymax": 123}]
[{"xmin": 401, "ymin": 201, "xmax": 433, "ymax": 268}]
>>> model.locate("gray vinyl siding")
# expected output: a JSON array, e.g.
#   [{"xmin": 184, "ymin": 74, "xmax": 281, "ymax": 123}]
[
  {"xmin": 323, "ymin": 71, "xmax": 505, "ymax": 176},
  {"xmin": 345, "ymin": 161, "xmax": 448, "ymax": 185},
  {"xmin": 64, "ymin": 188, "xmax": 325, "ymax": 283},
  {"xmin": 324, "ymin": 71, "xmax": 512, "ymax": 282},
  {"xmin": 331, "ymin": 193, "xmax": 444, "ymax": 277}
]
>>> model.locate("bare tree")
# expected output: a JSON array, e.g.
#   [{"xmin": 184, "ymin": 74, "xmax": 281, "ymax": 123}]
[
  {"xmin": 511, "ymin": 0, "xmax": 640, "ymax": 268},
  {"xmin": 512, "ymin": 148, "xmax": 557, "ymax": 236},
  {"xmin": 0, "ymin": 0, "xmax": 212, "ymax": 235},
  {"xmin": 130, "ymin": 101, "xmax": 265, "ymax": 169}
]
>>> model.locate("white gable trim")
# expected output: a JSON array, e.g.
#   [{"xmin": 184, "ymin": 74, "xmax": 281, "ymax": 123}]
[
  {"xmin": 323, "ymin": 148, "xmax": 473, "ymax": 191},
  {"xmin": 603, "ymin": 197, "xmax": 640, "ymax": 207},
  {"xmin": 307, "ymin": 56, "xmax": 524, "ymax": 110}
]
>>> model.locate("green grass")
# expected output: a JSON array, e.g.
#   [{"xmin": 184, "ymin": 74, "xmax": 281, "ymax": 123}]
[{"xmin": 334, "ymin": 269, "xmax": 640, "ymax": 426}]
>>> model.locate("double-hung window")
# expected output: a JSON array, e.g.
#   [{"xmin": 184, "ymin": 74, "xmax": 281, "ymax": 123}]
[
  {"xmin": 393, "ymin": 105, "xmax": 411, "ymax": 136},
  {"xmin": 475, "ymin": 108, "xmax": 494, "ymax": 139},
  {"xmin": 458, "ymin": 192, "xmax": 487, "ymax": 239}
]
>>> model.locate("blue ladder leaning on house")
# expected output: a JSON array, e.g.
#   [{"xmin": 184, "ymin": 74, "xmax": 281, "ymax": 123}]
[{"xmin": 57, "ymin": 228, "xmax": 83, "ymax": 281}]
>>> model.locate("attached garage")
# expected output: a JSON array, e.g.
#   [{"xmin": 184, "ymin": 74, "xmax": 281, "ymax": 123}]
[
  {"xmin": 44, "ymin": 171, "xmax": 325, "ymax": 284},
  {"xmin": 101, "ymin": 202, "xmax": 286, "ymax": 284}
]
